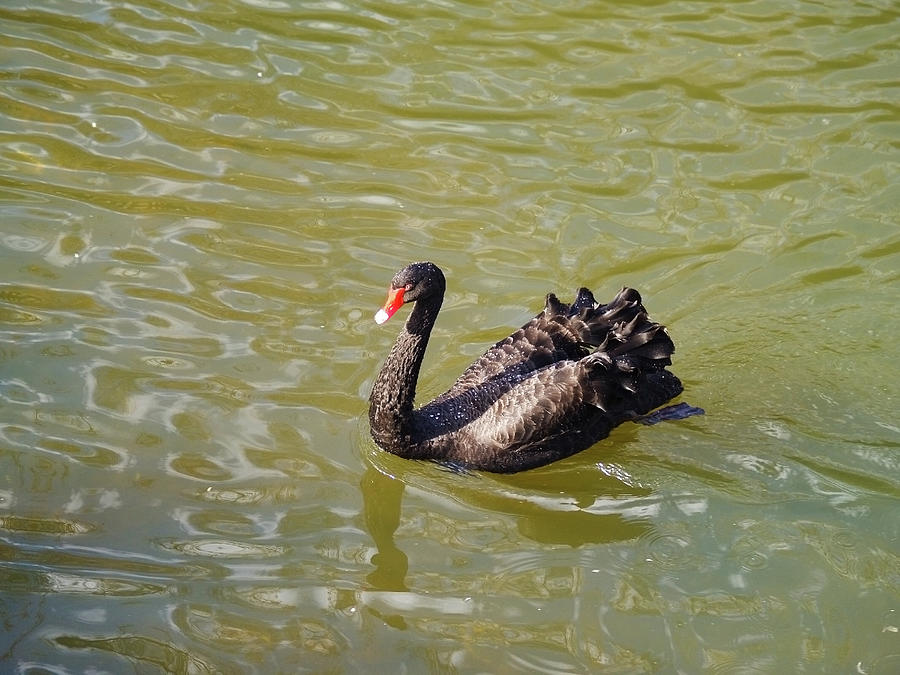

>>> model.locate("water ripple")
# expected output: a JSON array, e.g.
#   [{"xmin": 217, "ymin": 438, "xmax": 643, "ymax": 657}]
[
  {"xmin": 2, "ymin": 0, "xmax": 899, "ymax": 672},
  {"xmin": 158, "ymin": 538, "xmax": 285, "ymax": 559}
]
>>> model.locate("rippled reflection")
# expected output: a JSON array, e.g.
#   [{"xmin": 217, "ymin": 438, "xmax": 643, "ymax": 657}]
[{"xmin": 1, "ymin": 0, "xmax": 899, "ymax": 671}]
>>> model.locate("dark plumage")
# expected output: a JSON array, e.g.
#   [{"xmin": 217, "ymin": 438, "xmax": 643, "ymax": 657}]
[{"xmin": 368, "ymin": 262, "xmax": 685, "ymax": 473}]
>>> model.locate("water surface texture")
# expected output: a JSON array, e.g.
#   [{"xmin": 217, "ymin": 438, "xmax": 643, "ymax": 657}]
[{"xmin": 2, "ymin": 0, "xmax": 899, "ymax": 672}]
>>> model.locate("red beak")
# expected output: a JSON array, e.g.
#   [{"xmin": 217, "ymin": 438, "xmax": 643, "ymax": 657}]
[{"xmin": 374, "ymin": 286, "xmax": 405, "ymax": 324}]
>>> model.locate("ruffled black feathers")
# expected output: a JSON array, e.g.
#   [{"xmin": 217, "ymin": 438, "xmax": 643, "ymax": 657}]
[{"xmin": 369, "ymin": 263, "xmax": 685, "ymax": 473}]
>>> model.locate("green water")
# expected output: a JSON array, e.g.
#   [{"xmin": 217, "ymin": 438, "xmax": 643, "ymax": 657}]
[{"xmin": 1, "ymin": 0, "xmax": 898, "ymax": 672}]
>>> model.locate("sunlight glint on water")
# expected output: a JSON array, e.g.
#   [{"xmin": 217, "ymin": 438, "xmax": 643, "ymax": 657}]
[{"xmin": 1, "ymin": 0, "xmax": 898, "ymax": 672}]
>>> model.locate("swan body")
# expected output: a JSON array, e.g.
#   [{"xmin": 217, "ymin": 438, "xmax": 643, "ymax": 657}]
[{"xmin": 368, "ymin": 262, "xmax": 685, "ymax": 473}]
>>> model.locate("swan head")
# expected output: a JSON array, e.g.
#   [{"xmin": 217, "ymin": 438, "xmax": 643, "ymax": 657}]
[{"xmin": 375, "ymin": 261, "xmax": 446, "ymax": 324}]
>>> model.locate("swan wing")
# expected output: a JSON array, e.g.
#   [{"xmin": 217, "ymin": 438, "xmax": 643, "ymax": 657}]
[{"xmin": 434, "ymin": 286, "xmax": 672, "ymax": 404}]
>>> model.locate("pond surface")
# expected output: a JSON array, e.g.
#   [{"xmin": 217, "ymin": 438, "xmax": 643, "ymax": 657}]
[{"xmin": 1, "ymin": 0, "xmax": 898, "ymax": 672}]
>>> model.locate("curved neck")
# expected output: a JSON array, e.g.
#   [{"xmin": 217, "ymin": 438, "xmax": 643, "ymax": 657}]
[{"xmin": 369, "ymin": 293, "xmax": 442, "ymax": 454}]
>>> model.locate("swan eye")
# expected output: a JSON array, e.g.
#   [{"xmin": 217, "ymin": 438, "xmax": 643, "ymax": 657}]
[{"xmin": 404, "ymin": 283, "xmax": 414, "ymax": 291}]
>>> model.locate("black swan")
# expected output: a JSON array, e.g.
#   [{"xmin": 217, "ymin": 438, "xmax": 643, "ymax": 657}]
[{"xmin": 369, "ymin": 262, "xmax": 690, "ymax": 473}]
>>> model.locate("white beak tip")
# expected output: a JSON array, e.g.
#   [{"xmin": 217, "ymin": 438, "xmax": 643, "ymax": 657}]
[{"xmin": 374, "ymin": 309, "xmax": 390, "ymax": 324}]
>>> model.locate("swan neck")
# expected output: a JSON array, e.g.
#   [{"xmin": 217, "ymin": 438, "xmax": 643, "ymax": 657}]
[{"xmin": 369, "ymin": 293, "xmax": 442, "ymax": 452}]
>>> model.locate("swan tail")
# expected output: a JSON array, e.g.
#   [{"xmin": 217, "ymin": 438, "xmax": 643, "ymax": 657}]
[
  {"xmin": 582, "ymin": 351, "xmax": 683, "ymax": 417},
  {"xmin": 576, "ymin": 287, "xmax": 682, "ymax": 416}
]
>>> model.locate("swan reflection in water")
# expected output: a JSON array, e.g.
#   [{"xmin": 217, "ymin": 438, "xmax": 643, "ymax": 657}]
[{"xmin": 360, "ymin": 437, "xmax": 669, "ymax": 596}]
